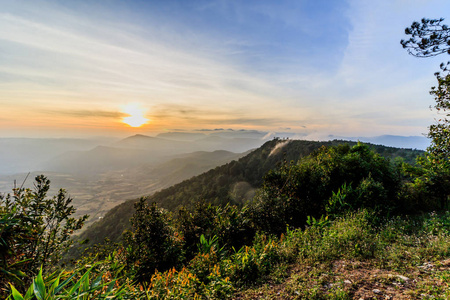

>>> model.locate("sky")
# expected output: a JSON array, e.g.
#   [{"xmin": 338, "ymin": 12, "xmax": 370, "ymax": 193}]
[{"xmin": 1, "ymin": 0, "xmax": 450, "ymax": 139}]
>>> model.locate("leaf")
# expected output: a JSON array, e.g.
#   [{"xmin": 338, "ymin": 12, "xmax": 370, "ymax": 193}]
[
  {"xmin": 66, "ymin": 278, "xmax": 82, "ymax": 298},
  {"xmin": 9, "ymin": 284, "xmax": 24, "ymax": 300},
  {"xmin": 1, "ymin": 269, "xmax": 23, "ymax": 283},
  {"xmin": 24, "ymin": 284, "xmax": 34, "ymax": 300},
  {"xmin": 48, "ymin": 272, "xmax": 61, "ymax": 296},
  {"xmin": 90, "ymin": 274, "xmax": 103, "ymax": 290},
  {"xmin": 54, "ymin": 271, "xmax": 77, "ymax": 294},
  {"xmin": 33, "ymin": 267, "xmax": 46, "ymax": 300},
  {"xmin": 104, "ymin": 279, "xmax": 117, "ymax": 295},
  {"xmin": 67, "ymin": 266, "xmax": 92, "ymax": 297},
  {"xmin": 82, "ymin": 268, "xmax": 90, "ymax": 294}
]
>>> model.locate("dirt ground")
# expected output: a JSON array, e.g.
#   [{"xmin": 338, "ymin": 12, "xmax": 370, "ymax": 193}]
[{"xmin": 236, "ymin": 258, "xmax": 450, "ymax": 299}]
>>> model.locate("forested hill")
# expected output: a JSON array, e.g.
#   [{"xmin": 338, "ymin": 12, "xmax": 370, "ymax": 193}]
[{"xmin": 74, "ymin": 139, "xmax": 422, "ymax": 253}]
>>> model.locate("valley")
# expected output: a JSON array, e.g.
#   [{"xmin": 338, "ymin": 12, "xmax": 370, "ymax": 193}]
[{"xmin": 0, "ymin": 131, "xmax": 262, "ymax": 228}]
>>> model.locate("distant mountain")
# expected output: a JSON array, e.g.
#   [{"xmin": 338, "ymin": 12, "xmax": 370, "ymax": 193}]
[
  {"xmin": 327, "ymin": 135, "xmax": 430, "ymax": 150},
  {"xmin": 38, "ymin": 134, "xmax": 264, "ymax": 175},
  {"xmin": 0, "ymin": 132, "xmax": 267, "ymax": 177},
  {"xmin": 149, "ymin": 150, "xmax": 248, "ymax": 188},
  {"xmin": 208, "ymin": 129, "xmax": 267, "ymax": 139},
  {"xmin": 156, "ymin": 132, "xmax": 207, "ymax": 141},
  {"xmin": 40, "ymin": 145, "xmax": 163, "ymax": 175},
  {"xmin": 360, "ymin": 135, "xmax": 429, "ymax": 150},
  {"xmin": 156, "ymin": 129, "xmax": 296, "ymax": 141},
  {"xmin": 73, "ymin": 139, "xmax": 423, "ymax": 254},
  {"xmin": 1, "ymin": 149, "xmax": 247, "ymax": 230},
  {"xmin": 194, "ymin": 136, "xmax": 265, "ymax": 153},
  {"xmin": 114, "ymin": 134, "xmax": 186, "ymax": 151},
  {"xmin": 0, "ymin": 138, "xmax": 111, "ymax": 174},
  {"xmin": 106, "ymin": 150, "xmax": 248, "ymax": 199},
  {"xmin": 115, "ymin": 133, "xmax": 265, "ymax": 154}
]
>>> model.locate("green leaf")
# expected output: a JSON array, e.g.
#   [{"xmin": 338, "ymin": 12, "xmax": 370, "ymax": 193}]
[
  {"xmin": 1, "ymin": 269, "xmax": 23, "ymax": 283},
  {"xmin": 67, "ymin": 267, "xmax": 91, "ymax": 297},
  {"xmin": 48, "ymin": 272, "xmax": 61, "ymax": 296},
  {"xmin": 24, "ymin": 284, "xmax": 34, "ymax": 300},
  {"xmin": 54, "ymin": 271, "xmax": 77, "ymax": 294},
  {"xmin": 67, "ymin": 279, "xmax": 82, "ymax": 298},
  {"xmin": 90, "ymin": 274, "xmax": 102, "ymax": 289},
  {"xmin": 104, "ymin": 280, "xmax": 117, "ymax": 295},
  {"xmin": 7, "ymin": 258, "xmax": 32, "ymax": 269},
  {"xmin": 9, "ymin": 284, "xmax": 24, "ymax": 300},
  {"xmin": 33, "ymin": 267, "xmax": 46, "ymax": 300},
  {"xmin": 81, "ymin": 269, "xmax": 90, "ymax": 295}
]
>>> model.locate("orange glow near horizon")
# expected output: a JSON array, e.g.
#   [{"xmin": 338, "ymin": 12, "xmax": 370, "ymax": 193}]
[{"xmin": 121, "ymin": 103, "xmax": 149, "ymax": 127}]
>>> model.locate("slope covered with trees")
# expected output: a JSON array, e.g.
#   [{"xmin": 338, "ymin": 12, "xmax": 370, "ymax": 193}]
[
  {"xmin": 72, "ymin": 139, "xmax": 422, "ymax": 257},
  {"xmin": 4, "ymin": 140, "xmax": 448, "ymax": 299}
]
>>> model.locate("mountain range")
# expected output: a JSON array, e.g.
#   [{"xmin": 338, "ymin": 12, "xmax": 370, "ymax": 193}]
[
  {"xmin": 0, "ymin": 132, "xmax": 429, "ymax": 176},
  {"xmin": 69, "ymin": 138, "xmax": 423, "ymax": 259}
]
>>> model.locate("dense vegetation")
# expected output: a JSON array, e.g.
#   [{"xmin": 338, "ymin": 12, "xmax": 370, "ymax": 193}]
[
  {"xmin": 2, "ymin": 139, "xmax": 448, "ymax": 299},
  {"xmin": 0, "ymin": 176, "xmax": 88, "ymax": 296},
  {"xmin": 73, "ymin": 139, "xmax": 422, "ymax": 253},
  {"xmin": 2, "ymin": 17, "xmax": 450, "ymax": 299}
]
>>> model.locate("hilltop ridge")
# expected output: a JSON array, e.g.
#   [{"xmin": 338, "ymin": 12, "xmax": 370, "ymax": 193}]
[{"xmin": 72, "ymin": 139, "xmax": 422, "ymax": 256}]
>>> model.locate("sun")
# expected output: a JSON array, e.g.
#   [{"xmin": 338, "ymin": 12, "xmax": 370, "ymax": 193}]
[{"xmin": 121, "ymin": 103, "xmax": 149, "ymax": 127}]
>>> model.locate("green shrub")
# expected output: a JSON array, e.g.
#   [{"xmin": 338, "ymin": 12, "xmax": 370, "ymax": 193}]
[
  {"xmin": 0, "ymin": 175, "xmax": 88, "ymax": 295},
  {"xmin": 251, "ymin": 143, "xmax": 402, "ymax": 235},
  {"xmin": 402, "ymin": 155, "xmax": 450, "ymax": 212},
  {"xmin": 7, "ymin": 265, "xmax": 128, "ymax": 300},
  {"xmin": 224, "ymin": 233, "xmax": 282, "ymax": 285},
  {"xmin": 124, "ymin": 199, "xmax": 184, "ymax": 283},
  {"xmin": 144, "ymin": 265, "xmax": 233, "ymax": 299}
]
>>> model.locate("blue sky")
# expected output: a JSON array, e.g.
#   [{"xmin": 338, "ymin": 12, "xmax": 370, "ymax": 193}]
[{"xmin": 1, "ymin": 0, "xmax": 449, "ymax": 138}]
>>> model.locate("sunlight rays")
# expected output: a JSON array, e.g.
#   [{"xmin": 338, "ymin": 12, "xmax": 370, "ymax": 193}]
[{"xmin": 121, "ymin": 103, "xmax": 149, "ymax": 127}]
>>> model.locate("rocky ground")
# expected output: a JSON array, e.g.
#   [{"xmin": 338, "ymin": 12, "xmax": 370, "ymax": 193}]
[{"xmin": 236, "ymin": 259, "xmax": 450, "ymax": 299}]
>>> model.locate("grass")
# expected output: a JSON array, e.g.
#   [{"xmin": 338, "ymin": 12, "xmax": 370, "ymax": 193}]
[
  {"xmin": 8, "ymin": 210, "xmax": 450, "ymax": 299},
  {"xmin": 234, "ymin": 210, "xmax": 450, "ymax": 299}
]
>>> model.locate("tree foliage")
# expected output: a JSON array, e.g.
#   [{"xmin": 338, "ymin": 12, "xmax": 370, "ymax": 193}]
[
  {"xmin": 401, "ymin": 17, "xmax": 450, "ymax": 208},
  {"xmin": 250, "ymin": 144, "xmax": 402, "ymax": 234},
  {"xmin": 0, "ymin": 175, "xmax": 88, "ymax": 295},
  {"xmin": 401, "ymin": 18, "xmax": 450, "ymax": 57},
  {"xmin": 429, "ymin": 62, "xmax": 450, "ymax": 161},
  {"xmin": 124, "ymin": 198, "xmax": 183, "ymax": 283},
  {"xmin": 71, "ymin": 139, "xmax": 422, "ymax": 259},
  {"xmin": 402, "ymin": 18, "xmax": 450, "ymax": 160}
]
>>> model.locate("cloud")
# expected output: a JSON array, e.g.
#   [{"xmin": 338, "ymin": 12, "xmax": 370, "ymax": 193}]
[
  {"xmin": 269, "ymin": 140, "xmax": 291, "ymax": 156},
  {"xmin": 195, "ymin": 128, "xmax": 225, "ymax": 132},
  {"xmin": 1, "ymin": 0, "xmax": 449, "ymax": 138},
  {"xmin": 262, "ymin": 132, "xmax": 275, "ymax": 140},
  {"xmin": 0, "ymin": 1, "xmax": 308, "ymax": 134},
  {"xmin": 42, "ymin": 109, "xmax": 124, "ymax": 119}
]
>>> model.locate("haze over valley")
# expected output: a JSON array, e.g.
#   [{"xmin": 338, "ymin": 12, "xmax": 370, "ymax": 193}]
[
  {"xmin": 0, "ymin": 130, "xmax": 269, "ymax": 226},
  {"xmin": 0, "ymin": 129, "xmax": 427, "ymax": 229}
]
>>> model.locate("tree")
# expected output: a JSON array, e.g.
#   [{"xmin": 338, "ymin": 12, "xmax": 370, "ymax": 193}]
[
  {"xmin": 124, "ymin": 199, "xmax": 183, "ymax": 283},
  {"xmin": 401, "ymin": 19, "xmax": 450, "ymax": 156},
  {"xmin": 401, "ymin": 18, "xmax": 450, "ymax": 57},
  {"xmin": 402, "ymin": 18, "xmax": 450, "ymax": 209},
  {"xmin": 429, "ymin": 62, "xmax": 450, "ymax": 161},
  {"xmin": 0, "ymin": 175, "xmax": 88, "ymax": 295},
  {"xmin": 250, "ymin": 144, "xmax": 402, "ymax": 235}
]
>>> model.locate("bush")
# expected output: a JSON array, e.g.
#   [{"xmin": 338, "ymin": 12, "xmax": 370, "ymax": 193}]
[
  {"xmin": 402, "ymin": 154, "xmax": 450, "ymax": 212},
  {"xmin": 225, "ymin": 233, "xmax": 282, "ymax": 285},
  {"xmin": 0, "ymin": 175, "xmax": 88, "ymax": 295},
  {"xmin": 250, "ymin": 144, "xmax": 402, "ymax": 235},
  {"xmin": 7, "ymin": 265, "xmax": 129, "ymax": 300},
  {"xmin": 124, "ymin": 199, "xmax": 184, "ymax": 283}
]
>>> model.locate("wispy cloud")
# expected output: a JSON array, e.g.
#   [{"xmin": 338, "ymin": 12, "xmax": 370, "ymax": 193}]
[
  {"xmin": 0, "ymin": 2, "xmax": 297, "ymax": 124},
  {"xmin": 42, "ymin": 109, "xmax": 125, "ymax": 119},
  {"xmin": 0, "ymin": 0, "xmax": 449, "ymax": 138}
]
